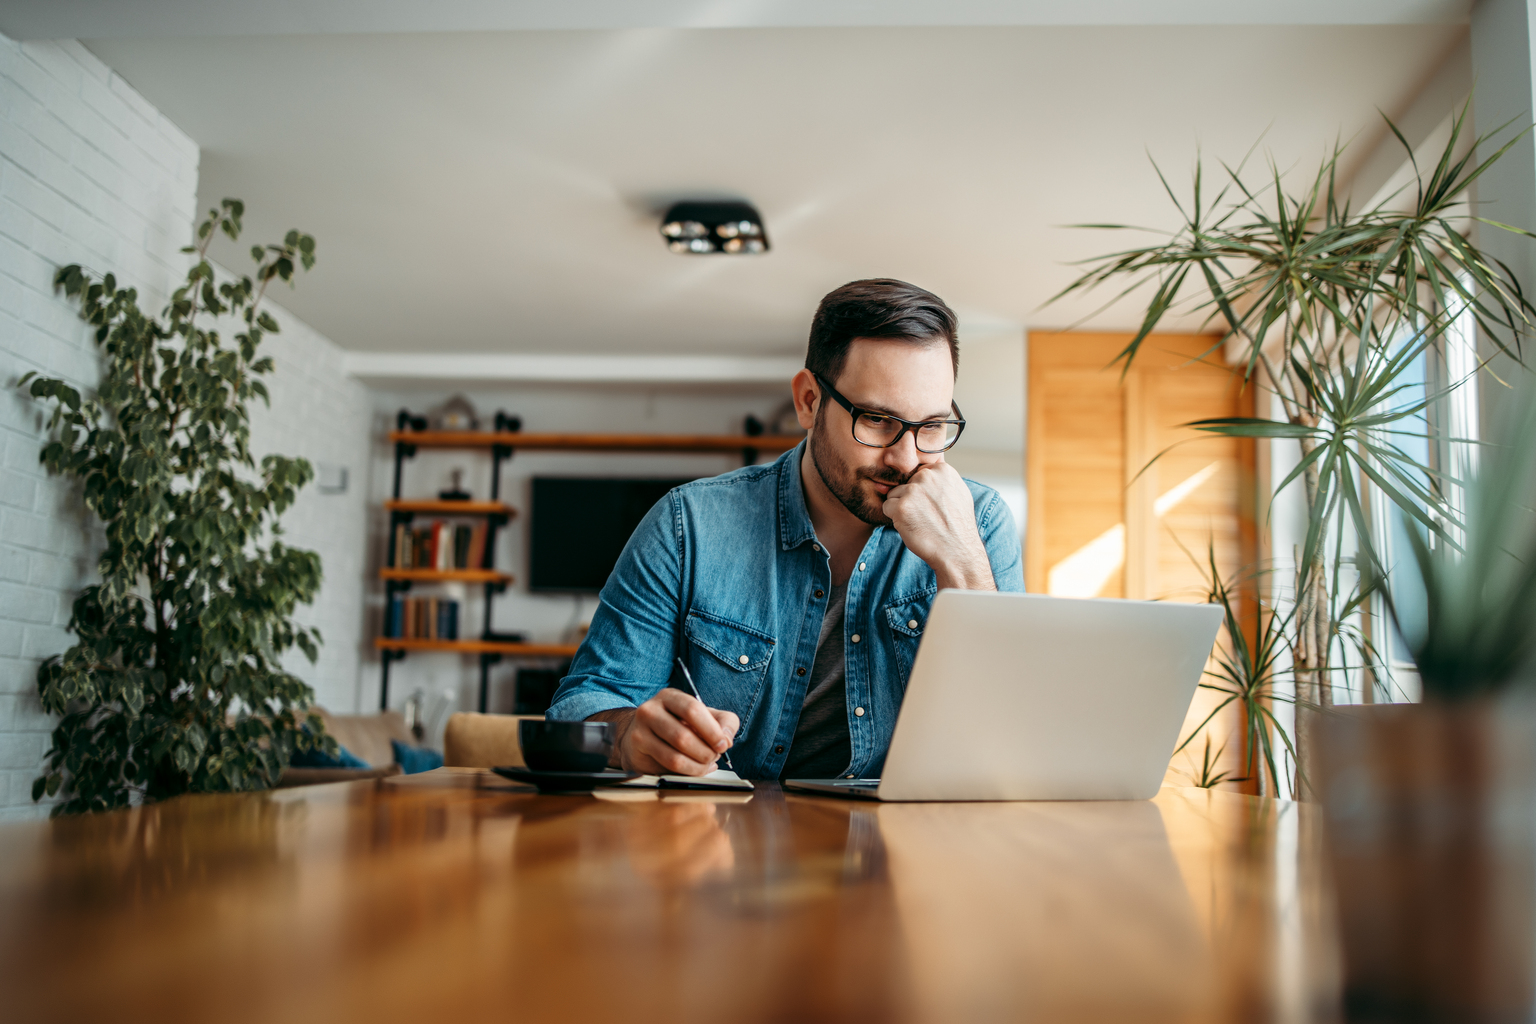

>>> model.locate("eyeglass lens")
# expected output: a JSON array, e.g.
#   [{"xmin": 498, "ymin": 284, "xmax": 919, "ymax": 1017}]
[{"xmin": 853, "ymin": 413, "xmax": 961, "ymax": 452}]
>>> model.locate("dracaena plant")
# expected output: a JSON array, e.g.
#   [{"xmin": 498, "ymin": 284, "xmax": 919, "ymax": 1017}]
[
  {"xmin": 1385, "ymin": 397, "xmax": 1536, "ymax": 699},
  {"xmin": 1171, "ymin": 542, "xmax": 1296, "ymax": 797},
  {"xmin": 1055, "ymin": 104, "xmax": 1533, "ymax": 790},
  {"xmin": 21, "ymin": 199, "xmax": 334, "ymax": 815}
]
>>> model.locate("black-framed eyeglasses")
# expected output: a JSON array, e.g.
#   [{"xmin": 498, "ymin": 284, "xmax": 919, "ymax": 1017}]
[{"xmin": 814, "ymin": 374, "xmax": 966, "ymax": 454}]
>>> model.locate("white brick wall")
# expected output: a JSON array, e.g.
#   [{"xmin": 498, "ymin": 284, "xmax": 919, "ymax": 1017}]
[
  {"xmin": 0, "ymin": 33, "xmax": 371, "ymax": 819},
  {"xmin": 242, "ymin": 297, "xmax": 372, "ymax": 715},
  {"xmin": 0, "ymin": 35, "xmax": 197, "ymax": 820}
]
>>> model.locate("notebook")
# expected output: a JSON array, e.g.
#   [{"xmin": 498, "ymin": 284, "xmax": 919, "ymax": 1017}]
[{"xmin": 618, "ymin": 769, "xmax": 754, "ymax": 791}]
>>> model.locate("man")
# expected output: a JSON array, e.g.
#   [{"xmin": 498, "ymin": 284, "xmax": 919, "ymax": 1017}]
[{"xmin": 547, "ymin": 279, "xmax": 1024, "ymax": 778}]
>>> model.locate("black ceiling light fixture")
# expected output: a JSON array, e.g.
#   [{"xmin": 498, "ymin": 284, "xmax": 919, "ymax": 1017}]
[{"xmin": 660, "ymin": 201, "xmax": 769, "ymax": 255}]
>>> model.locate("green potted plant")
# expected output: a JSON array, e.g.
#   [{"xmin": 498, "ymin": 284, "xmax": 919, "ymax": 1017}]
[
  {"xmin": 21, "ymin": 199, "xmax": 334, "ymax": 815},
  {"xmin": 1054, "ymin": 104, "xmax": 1533, "ymax": 790},
  {"xmin": 1317, "ymin": 397, "xmax": 1536, "ymax": 1020},
  {"xmin": 1170, "ymin": 544, "xmax": 1295, "ymax": 796}
]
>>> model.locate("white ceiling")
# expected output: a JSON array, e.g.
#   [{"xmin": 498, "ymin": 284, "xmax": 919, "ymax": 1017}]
[
  {"xmin": 76, "ymin": 21, "xmax": 1466, "ymax": 356},
  {"xmin": 2, "ymin": 1, "xmax": 1473, "ymax": 37}
]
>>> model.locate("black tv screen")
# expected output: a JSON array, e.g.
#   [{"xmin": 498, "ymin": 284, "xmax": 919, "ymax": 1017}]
[{"xmin": 529, "ymin": 477, "xmax": 694, "ymax": 592}]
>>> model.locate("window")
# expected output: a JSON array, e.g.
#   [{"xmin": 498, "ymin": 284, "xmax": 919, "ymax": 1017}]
[{"xmin": 1366, "ymin": 280, "xmax": 1480, "ymax": 703}]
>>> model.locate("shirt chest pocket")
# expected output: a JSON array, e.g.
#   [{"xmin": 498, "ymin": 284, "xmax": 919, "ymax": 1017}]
[
  {"xmin": 884, "ymin": 590, "xmax": 936, "ymax": 683},
  {"xmin": 683, "ymin": 612, "xmax": 775, "ymax": 734}
]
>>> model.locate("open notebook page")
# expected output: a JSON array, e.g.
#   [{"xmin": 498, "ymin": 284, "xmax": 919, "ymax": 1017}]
[{"xmin": 617, "ymin": 769, "xmax": 754, "ymax": 791}]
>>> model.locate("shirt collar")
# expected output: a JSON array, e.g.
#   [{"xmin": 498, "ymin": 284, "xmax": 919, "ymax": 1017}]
[{"xmin": 777, "ymin": 440, "xmax": 818, "ymax": 550}]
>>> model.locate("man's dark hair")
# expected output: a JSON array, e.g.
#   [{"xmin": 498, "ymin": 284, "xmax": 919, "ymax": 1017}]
[{"xmin": 806, "ymin": 278, "xmax": 959, "ymax": 384}]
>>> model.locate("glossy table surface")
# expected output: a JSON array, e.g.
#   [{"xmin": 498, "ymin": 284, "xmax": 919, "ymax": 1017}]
[{"xmin": 0, "ymin": 770, "xmax": 1341, "ymax": 1023}]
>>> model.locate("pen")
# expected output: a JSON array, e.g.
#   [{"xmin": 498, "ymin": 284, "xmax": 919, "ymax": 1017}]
[{"xmin": 674, "ymin": 656, "xmax": 734, "ymax": 772}]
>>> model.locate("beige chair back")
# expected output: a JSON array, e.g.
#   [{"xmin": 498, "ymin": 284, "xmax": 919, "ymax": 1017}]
[{"xmin": 442, "ymin": 713, "xmax": 546, "ymax": 768}]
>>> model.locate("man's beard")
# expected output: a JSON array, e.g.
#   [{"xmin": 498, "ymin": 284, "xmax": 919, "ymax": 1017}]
[{"xmin": 808, "ymin": 412, "xmax": 909, "ymax": 527}]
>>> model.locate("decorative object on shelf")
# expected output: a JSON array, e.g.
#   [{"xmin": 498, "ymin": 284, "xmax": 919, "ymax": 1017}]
[
  {"xmin": 20, "ymin": 199, "xmax": 331, "ymax": 814},
  {"xmin": 431, "ymin": 394, "xmax": 479, "ymax": 431},
  {"xmin": 660, "ymin": 200, "xmax": 769, "ymax": 254},
  {"xmin": 1318, "ymin": 398, "xmax": 1536, "ymax": 1022},
  {"xmin": 439, "ymin": 467, "xmax": 471, "ymax": 501}
]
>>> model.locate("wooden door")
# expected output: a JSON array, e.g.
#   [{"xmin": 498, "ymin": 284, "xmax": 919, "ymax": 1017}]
[{"xmin": 1027, "ymin": 332, "xmax": 1259, "ymax": 789}]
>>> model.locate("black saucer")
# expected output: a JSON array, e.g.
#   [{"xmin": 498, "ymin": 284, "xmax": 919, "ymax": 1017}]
[{"xmin": 492, "ymin": 766, "xmax": 640, "ymax": 793}]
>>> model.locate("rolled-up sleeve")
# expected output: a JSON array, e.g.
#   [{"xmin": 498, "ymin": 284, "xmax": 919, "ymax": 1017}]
[
  {"xmin": 546, "ymin": 493, "xmax": 682, "ymax": 721},
  {"xmin": 975, "ymin": 489, "xmax": 1025, "ymax": 593}
]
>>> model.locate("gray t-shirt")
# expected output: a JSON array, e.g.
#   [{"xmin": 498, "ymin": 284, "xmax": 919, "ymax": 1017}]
[{"xmin": 780, "ymin": 581, "xmax": 852, "ymax": 779}]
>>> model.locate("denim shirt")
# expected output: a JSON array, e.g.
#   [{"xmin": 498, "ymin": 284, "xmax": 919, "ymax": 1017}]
[{"xmin": 546, "ymin": 442, "xmax": 1024, "ymax": 779}]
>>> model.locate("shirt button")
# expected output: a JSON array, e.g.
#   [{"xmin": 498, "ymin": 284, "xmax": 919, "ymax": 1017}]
[
  {"xmin": 775, "ymin": 745, "xmax": 784, "ymax": 754},
  {"xmin": 858, "ymin": 562, "xmax": 866, "ymax": 571},
  {"xmin": 846, "ymin": 775, "xmax": 856, "ymax": 779},
  {"xmin": 814, "ymin": 589, "xmax": 824, "ymax": 598},
  {"xmin": 908, "ymin": 619, "xmax": 919, "ymax": 629},
  {"xmin": 851, "ymin": 634, "xmax": 861, "ymax": 643},
  {"xmin": 855, "ymin": 706, "xmax": 865, "ymax": 717},
  {"xmin": 738, "ymin": 655, "xmax": 750, "ymax": 664},
  {"xmin": 796, "ymin": 667, "xmax": 806, "ymax": 676},
  {"xmin": 812, "ymin": 543, "xmax": 821, "ymax": 552}
]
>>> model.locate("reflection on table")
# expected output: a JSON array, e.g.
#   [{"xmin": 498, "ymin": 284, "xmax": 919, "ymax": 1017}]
[{"xmin": 0, "ymin": 768, "xmax": 1339, "ymax": 1023}]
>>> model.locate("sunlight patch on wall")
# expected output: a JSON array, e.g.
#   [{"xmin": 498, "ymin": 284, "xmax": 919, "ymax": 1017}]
[
  {"xmin": 1048, "ymin": 523, "xmax": 1126, "ymax": 597},
  {"xmin": 1046, "ymin": 461, "xmax": 1222, "ymax": 598}
]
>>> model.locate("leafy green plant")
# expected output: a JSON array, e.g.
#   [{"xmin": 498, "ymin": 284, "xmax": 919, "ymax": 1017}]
[
  {"xmin": 1384, "ymin": 396, "xmax": 1536, "ymax": 697},
  {"xmin": 1056, "ymin": 105, "xmax": 1533, "ymax": 786},
  {"xmin": 21, "ymin": 199, "xmax": 333, "ymax": 815},
  {"xmin": 1175, "ymin": 735, "xmax": 1237, "ymax": 790},
  {"xmin": 1171, "ymin": 541, "xmax": 1296, "ymax": 797}
]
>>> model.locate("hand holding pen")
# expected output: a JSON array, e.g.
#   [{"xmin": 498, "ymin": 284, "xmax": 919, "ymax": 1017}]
[
  {"xmin": 675, "ymin": 657, "xmax": 734, "ymax": 772},
  {"xmin": 595, "ymin": 662, "xmax": 739, "ymax": 776}
]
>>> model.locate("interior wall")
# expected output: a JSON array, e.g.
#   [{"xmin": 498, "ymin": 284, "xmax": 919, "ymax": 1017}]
[
  {"xmin": 0, "ymin": 35, "xmax": 197, "ymax": 820},
  {"xmin": 946, "ymin": 327, "xmax": 1026, "ymax": 545},
  {"xmin": 0, "ymin": 32, "xmax": 368, "ymax": 818},
  {"xmin": 237, "ymin": 294, "xmax": 373, "ymax": 714}
]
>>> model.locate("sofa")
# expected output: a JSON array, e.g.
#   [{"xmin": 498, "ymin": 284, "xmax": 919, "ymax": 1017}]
[{"xmin": 276, "ymin": 707, "xmax": 411, "ymax": 787}]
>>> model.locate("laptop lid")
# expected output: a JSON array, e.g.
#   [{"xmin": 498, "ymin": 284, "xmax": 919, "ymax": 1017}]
[{"xmin": 876, "ymin": 591, "xmax": 1222, "ymax": 801}]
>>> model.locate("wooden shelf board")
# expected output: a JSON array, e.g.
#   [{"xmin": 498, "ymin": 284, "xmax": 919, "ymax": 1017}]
[
  {"xmin": 375, "ymin": 637, "xmax": 580, "ymax": 657},
  {"xmin": 385, "ymin": 499, "xmax": 515, "ymax": 517},
  {"xmin": 388, "ymin": 431, "xmax": 804, "ymax": 453},
  {"xmin": 380, "ymin": 568, "xmax": 512, "ymax": 583}
]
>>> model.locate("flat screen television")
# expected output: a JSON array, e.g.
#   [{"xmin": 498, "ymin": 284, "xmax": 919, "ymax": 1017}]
[{"xmin": 528, "ymin": 477, "xmax": 695, "ymax": 592}]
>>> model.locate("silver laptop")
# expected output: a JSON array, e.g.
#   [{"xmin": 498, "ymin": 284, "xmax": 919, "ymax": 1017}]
[{"xmin": 784, "ymin": 590, "xmax": 1222, "ymax": 802}]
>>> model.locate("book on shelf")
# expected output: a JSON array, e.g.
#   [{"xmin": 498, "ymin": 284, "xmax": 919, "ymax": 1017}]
[
  {"xmin": 391, "ymin": 521, "xmax": 489, "ymax": 570},
  {"xmin": 385, "ymin": 596, "xmax": 461, "ymax": 640}
]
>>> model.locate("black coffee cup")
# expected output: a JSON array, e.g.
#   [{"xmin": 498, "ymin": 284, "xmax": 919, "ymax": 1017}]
[{"xmin": 519, "ymin": 720, "xmax": 615, "ymax": 773}]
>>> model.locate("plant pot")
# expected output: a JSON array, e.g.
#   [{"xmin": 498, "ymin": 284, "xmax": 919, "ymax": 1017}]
[{"xmin": 1318, "ymin": 699, "xmax": 1536, "ymax": 1022}]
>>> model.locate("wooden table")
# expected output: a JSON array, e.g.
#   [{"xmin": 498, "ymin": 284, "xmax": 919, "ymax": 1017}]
[{"xmin": 0, "ymin": 772, "xmax": 1341, "ymax": 1023}]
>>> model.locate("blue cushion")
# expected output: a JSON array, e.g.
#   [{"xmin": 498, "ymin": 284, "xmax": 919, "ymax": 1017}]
[
  {"xmin": 291, "ymin": 739, "xmax": 369, "ymax": 769},
  {"xmin": 391, "ymin": 739, "xmax": 444, "ymax": 774}
]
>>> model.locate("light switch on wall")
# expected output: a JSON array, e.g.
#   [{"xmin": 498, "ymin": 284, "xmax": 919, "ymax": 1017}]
[{"xmin": 316, "ymin": 463, "xmax": 349, "ymax": 494}]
